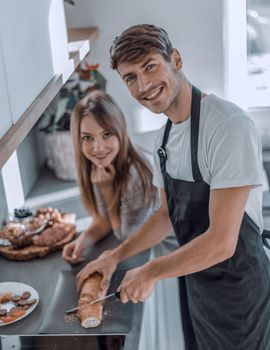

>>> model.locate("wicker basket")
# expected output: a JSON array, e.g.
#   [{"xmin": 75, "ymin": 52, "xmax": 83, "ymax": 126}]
[{"xmin": 45, "ymin": 131, "xmax": 77, "ymax": 180}]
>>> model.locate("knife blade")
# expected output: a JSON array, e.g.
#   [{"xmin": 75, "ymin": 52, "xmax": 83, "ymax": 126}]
[
  {"xmin": 65, "ymin": 291, "xmax": 120, "ymax": 314},
  {"xmin": 90, "ymin": 291, "xmax": 120, "ymax": 305}
]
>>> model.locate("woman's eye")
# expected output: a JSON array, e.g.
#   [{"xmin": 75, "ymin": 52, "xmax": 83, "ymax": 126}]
[
  {"xmin": 81, "ymin": 135, "xmax": 93, "ymax": 142},
  {"xmin": 103, "ymin": 131, "xmax": 113, "ymax": 139}
]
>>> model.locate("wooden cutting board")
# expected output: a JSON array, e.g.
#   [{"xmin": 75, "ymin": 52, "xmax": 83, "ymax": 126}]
[{"xmin": 0, "ymin": 223, "xmax": 76, "ymax": 261}]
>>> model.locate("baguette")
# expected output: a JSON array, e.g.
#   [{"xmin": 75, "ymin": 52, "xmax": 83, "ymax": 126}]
[{"xmin": 78, "ymin": 272, "xmax": 109, "ymax": 328}]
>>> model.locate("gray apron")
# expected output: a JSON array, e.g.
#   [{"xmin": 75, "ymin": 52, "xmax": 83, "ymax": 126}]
[{"xmin": 157, "ymin": 86, "xmax": 270, "ymax": 350}]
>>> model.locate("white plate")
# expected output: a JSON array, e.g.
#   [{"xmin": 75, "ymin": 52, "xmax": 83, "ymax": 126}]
[{"xmin": 0, "ymin": 282, "xmax": 39, "ymax": 326}]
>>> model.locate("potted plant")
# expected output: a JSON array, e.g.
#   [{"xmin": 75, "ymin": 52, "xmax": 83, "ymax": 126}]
[{"xmin": 39, "ymin": 64, "xmax": 107, "ymax": 181}]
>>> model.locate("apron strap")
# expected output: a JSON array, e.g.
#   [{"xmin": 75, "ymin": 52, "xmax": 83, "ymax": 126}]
[
  {"xmin": 157, "ymin": 85, "xmax": 203, "ymax": 181},
  {"xmin": 157, "ymin": 119, "xmax": 172, "ymax": 173},
  {"xmin": 190, "ymin": 85, "xmax": 203, "ymax": 182},
  {"xmin": 262, "ymin": 230, "xmax": 270, "ymax": 249}
]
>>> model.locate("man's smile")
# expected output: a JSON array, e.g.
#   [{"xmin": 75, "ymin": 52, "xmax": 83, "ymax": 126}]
[{"xmin": 142, "ymin": 86, "xmax": 163, "ymax": 101}]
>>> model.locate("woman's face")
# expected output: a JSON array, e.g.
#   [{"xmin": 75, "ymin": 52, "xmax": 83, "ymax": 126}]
[{"xmin": 80, "ymin": 113, "xmax": 120, "ymax": 167}]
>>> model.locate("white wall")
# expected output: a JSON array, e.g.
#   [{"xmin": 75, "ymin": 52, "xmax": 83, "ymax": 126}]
[{"xmin": 65, "ymin": 0, "xmax": 225, "ymax": 132}]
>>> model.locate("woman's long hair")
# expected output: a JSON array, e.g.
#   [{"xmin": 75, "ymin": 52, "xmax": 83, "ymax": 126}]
[{"xmin": 71, "ymin": 90, "xmax": 157, "ymax": 216}]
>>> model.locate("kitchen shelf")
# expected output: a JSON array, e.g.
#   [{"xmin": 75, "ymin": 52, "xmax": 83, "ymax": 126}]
[
  {"xmin": 24, "ymin": 166, "xmax": 89, "ymax": 225},
  {"xmin": 68, "ymin": 27, "xmax": 99, "ymax": 68},
  {"xmin": 0, "ymin": 27, "xmax": 99, "ymax": 170},
  {"xmin": 25, "ymin": 166, "xmax": 78, "ymax": 207},
  {"xmin": 0, "ymin": 75, "xmax": 63, "ymax": 169}
]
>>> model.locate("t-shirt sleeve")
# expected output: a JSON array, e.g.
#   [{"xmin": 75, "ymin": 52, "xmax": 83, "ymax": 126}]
[{"xmin": 208, "ymin": 115, "xmax": 263, "ymax": 189}]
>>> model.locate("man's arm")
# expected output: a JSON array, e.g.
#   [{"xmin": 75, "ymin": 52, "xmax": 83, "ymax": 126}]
[
  {"xmin": 113, "ymin": 189, "xmax": 173, "ymax": 261},
  {"xmin": 118, "ymin": 185, "xmax": 252, "ymax": 303},
  {"xmin": 76, "ymin": 189, "xmax": 173, "ymax": 291}
]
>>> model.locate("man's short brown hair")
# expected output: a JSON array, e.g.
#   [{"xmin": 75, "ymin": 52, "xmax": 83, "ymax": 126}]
[{"xmin": 110, "ymin": 24, "xmax": 174, "ymax": 70}]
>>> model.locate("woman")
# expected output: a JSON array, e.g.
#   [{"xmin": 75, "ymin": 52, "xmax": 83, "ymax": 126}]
[
  {"xmin": 63, "ymin": 90, "xmax": 181, "ymax": 350},
  {"xmin": 62, "ymin": 90, "xmax": 158, "ymax": 264}
]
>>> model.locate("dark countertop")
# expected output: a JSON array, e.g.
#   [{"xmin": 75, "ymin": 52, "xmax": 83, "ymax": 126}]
[{"xmin": 0, "ymin": 233, "xmax": 149, "ymax": 350}]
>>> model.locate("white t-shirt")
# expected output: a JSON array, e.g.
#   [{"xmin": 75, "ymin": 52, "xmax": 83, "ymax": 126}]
[{"xmin": 153, "ymin": 94, "xmax": 264, "ymax": 232}]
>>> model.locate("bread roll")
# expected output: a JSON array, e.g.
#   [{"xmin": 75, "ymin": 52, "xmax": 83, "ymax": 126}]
[{"xmin": 78, "ymin": 272, "xmax": 109, "ymax": 328}]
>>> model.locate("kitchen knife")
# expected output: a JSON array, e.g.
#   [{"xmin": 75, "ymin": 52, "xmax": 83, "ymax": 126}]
[
  {"xmin": 90, "ymin": 291, "xmax": 121, "ymax": 305},
  {"xmin": 65, "ymin": 291, "xmax": 121, "ymax": 314}
]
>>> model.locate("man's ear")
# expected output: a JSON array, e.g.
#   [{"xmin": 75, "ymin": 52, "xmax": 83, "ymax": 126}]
[{"xmin": 171, "ymin": 49, "xmax": 182, "ymax": 70}]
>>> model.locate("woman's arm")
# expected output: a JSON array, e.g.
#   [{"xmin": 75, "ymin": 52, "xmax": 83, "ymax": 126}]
[
  {"xmin": 99, "ymin": 185, "xmax": 121, "ymax": 232},
  {"xmin": 62, "ymin": 214, "xmax": 112, "ymax": 264},
  {"xmin": 84, "ymin": 214, "xmax": 112, "ymax": 242},
  {"xmin": 91, "ymin": 164, "xmax": 121, "ymax": 232},
  {"xmin": 114, "ymin": 165, "xmax": 156, "ymax": 240}
]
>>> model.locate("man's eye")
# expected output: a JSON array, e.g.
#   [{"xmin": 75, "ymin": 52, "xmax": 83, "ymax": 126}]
[
  {"xmin": 146, "ymin": 64, "xmax": 155, "ymax": 71},
  {"xmin": 103, "ymin": 131, "xmax": 113, "ymax": 139},
  {"xmin": 81, "ymin": 135, "xmax": 93, "ymax": 142},
  {"xmin": 125, "ymin": 75, "xmax": 136, "ymax": 85}
]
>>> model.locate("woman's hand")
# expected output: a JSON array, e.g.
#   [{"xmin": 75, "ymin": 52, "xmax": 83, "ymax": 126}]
[
  {"xmin": 76, "ymin": 249, "xmax": 118, "ymax": 292},
  {"xmin": 62, "ymin": 232, "xmax": 92, "ymax": 265},
  {"xmin": 91, "ymin": 164, "xmax": 116, "ymax": 188},
  {"xmin": 118, "ymin": 265, "xmax": 157, "ymax": 304}
]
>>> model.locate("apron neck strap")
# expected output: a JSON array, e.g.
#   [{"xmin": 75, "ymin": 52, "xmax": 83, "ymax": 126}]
[
  {"xmin": 190, "ymin": 85, "xmax": 203, "ymax": 181},
  {"xmin": 157, "ymin": 119, "xmax": 172, "ymax": 173},
  {"xmin": 158, "ymin": 85, "xmax": 203, "ymax": 181}
]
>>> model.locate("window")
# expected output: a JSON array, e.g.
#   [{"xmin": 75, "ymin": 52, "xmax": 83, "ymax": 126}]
[{"xmin": 247, "ymin": 0, "xmax": 270, "ymax": 107}]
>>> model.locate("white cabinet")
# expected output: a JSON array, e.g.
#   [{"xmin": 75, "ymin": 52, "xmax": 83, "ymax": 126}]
[
  {"xmin": 0, "ymin": 0, "xmax": 73, "ymax": 125},
  {"xmin": 0, "ymin": 42, "xmax": 12, "ymax": 138},
  {"xmin": 0, "ymin": 1, "xmax": 99, "ymax": 170}
]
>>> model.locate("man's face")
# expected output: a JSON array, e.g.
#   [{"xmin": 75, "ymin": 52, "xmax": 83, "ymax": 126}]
[{"xmin": 117, "ymin": 50, "xmax": 181, "ymax": 114}]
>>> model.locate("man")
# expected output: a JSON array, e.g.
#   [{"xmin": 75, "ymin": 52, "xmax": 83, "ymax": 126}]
[{"xmin": 77, "ymin": 24, "xmax": 270, "ymax": 349}]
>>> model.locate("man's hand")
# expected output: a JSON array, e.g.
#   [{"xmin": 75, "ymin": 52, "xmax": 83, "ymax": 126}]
[
  {"xmin": 91, "ymin": 164, "xmax": 116, "ymax": 188},
  {"xmin": 76, "ymin": 250, "xmax": 118, "ymax": 292},
  {"xmin": 118, "ymin": 265, "xmax": 157, "ymax": 304}
]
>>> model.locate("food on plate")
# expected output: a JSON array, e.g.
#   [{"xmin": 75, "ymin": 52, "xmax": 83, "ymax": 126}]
[
  {"xmin": 0, "ymin": 207, "xmax": 75, "ymax": 252},
  {"xmin": 7, "ymin": 309, "xmax": 26, "ymax": 318},
  {"xmin": 0, "ymin": 309, "xmax": 7, "ymax": 316},
  {"xmin": 0, "ymin": 208, "xmax": 76, "ymax": 261},
  {"xmin": 0, "ymin": 290, "xmax": 37, "ymax": 324},
  {"xmin": 0, "ymin": 219, "xmax": 45, "ymax": 249},
  {"xmin": 0, "ymin": 223, "xmax": 24, "ymax": 240},
  {"xmin": 21, "ymin": 291, "xmax": 31, "ymax": 300},
  {"xmin": 0, "ymin": 293, "xmax": 12, "ymax": 303},
  {"xmin": 8, "ymin": 234, "xmax": 33, "ymax": 249},
  {"xmin": 14, "ymin": 208, "xmax": 32, "ymax": 219},
  {"xmin": 0, "ymin": 223, "xmax": 32, "ymax": 249},
  {"xmin": 78, "ymin": 272, "xmax": 109, "ymax": 328},
  {"xmin": 1, "ymin": 315, "xmax": 16, "ymax": 324},
  {"xmin": 11, "ymin": 295, "xmax": 22, "ymax": 302},
  {"xmin": 16, "ymin": 298, "xmax": 37, "ymax": 307},
  {"xmin": 33, "ymin": 224, "xmax": 70, "ymax": 247},
  {"xmin": 34, "ymin": 207, "xmax": 62, "ymax": 227},
  {"xmin": 23, "ymin": 217, "xmax": 46, "ymax": 234}
]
